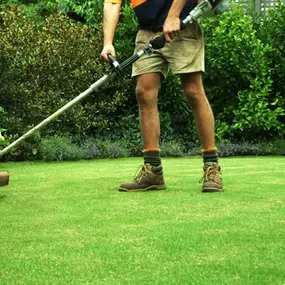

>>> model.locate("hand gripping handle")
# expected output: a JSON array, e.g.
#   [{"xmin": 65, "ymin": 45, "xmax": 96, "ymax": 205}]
[
  {"xmin": 149, "ymin": 22, "xmax": 187, "ymax": 50},
  {"xmin": 107, "ymin": 53, "xmax": 124, "ymax": 76}
]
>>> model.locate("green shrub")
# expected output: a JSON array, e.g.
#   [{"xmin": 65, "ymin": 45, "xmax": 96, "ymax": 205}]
[
  {"xmin": 159, "ymin": 72, "xmax": 198, "ymax": 144},
  {"xmin": 0, "ymin": 131, "xmax": 42, "ymax": 161},
  {"xmin": 39, "ymin": 136, "xmax": 129, "ymax": 161},
  {"xmin": 217, "ymin": 142, "xmax": 260, "ymax": 156},
  {"xmin": 56, "ymin": 0, "xmax": 103, "ymax": 25},
  {"xmin": 0, "ymin": 106, "xmax": 7, "ymax": 135},
  {"xmin": 109, "ymin": 114, "xmax": 142, "ymax": 157},
  {"xmin": 39, "ymin": 136, "xmax": 83, "ymax": 161},
  {"xmin": 160, "ymin": 140, "xmax": 185, "ymax": 157},
  {"xmin": 0, "ymin": 127, "xmax": 7, "ymax": 149},
  {"xmin": 0, "ymin": 7, "xmax": 134, "ymax": 141},
  {"xmin": 55, "ymin": 0, "xmax": 130, "ymax": 25},
  {"xmin": 81, "ymin": 138, "xmax": 129, "ymax": 159},
  {"xmin": 187, "ymin": 139, "xmax": 285, "ymax": 157},
  {"xmin": 203, "ymin": 4, "xmax": 284, "ymax": 141},
  {"xmin": 257, "ymin": 139, "xmax": 285, "ymax": 156},
  {"xmin": 257, "ymin": 4, "xmax": 285, "ymax": 128},
  {"xmin": 216, "ymin": 140, "xmax": 285, "ymax": 157},
  {"xmin": 0, "ymin": 0, "xmax": 58, "ymax": 20}
]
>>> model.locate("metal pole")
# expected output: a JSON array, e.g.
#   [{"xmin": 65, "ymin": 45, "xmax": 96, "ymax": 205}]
[
  {"xmin": 0, "ymin": 72, "xmax": 116, "ymax": 158},
  {"xmin": 255, "ymin": 0, "xmax": 261, "ymax": 14}
]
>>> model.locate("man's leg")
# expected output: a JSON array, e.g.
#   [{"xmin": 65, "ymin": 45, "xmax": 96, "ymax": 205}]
[
  {"xmin": 180, "ymin": 72, "xmax": 215, "ymax": 150},
  {"xmin": 119, "ymin": 73, "xmax": 166, "ymax": 192},
  {"xmin": 180, "ymin": 72, "xmax": 223, "ymax": 192},
  {"xmin": 136, "ymin": 73, "xmax": 161, "ymax": 151}
]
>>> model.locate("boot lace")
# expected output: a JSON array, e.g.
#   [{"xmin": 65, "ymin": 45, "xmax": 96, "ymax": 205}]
[
  {"xmin": 200, "ymin": 165, "xmax": 221, "ymax": 183},
  {"xmin": 134, "ymin": 165, "xmax": 149, "ymax": 183}
]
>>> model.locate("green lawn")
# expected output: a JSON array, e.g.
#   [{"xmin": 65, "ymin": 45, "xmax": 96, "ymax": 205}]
[{"xmin": 0, "ymin": 157, "xmax": 285, "ymax": 285}]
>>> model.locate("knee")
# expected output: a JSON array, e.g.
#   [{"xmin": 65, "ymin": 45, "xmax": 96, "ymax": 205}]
[
  {"xmin": 135, "ymin": 85, "xmax": 158, "ymax": 107},
  {"xmin": 184, "ymin": 83, "xmax": 206, "ymax": 108}
]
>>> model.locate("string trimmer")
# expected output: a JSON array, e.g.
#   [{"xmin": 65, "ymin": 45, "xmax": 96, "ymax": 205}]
[{"xmin": 0, "ymin": 0, "xmax": 228, "ymax": 187}]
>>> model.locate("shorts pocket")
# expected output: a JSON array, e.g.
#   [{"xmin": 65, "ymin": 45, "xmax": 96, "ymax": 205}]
[
  {"xmin": 178, "ymin": 21, "xmax": 202, "ymax": 41},
  {"xmin": 135, "ymin": 30, "xmax": 152, "ymax": 46}
]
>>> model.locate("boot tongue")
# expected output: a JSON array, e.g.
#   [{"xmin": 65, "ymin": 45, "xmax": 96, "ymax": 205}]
[
  {"xmin": 205, "ymin": 162, "xmax": 216, "ymax": 166},
  {"xmin": 204, "ymin": 162, "xmax": 217, "ymax": 170},
  {"xmin": 151, "ymin": 165, "xmax": 163, "ymax": 175}
]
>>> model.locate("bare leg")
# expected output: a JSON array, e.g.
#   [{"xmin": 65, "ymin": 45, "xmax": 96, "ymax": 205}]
[
  {"xmin": 135, "ymin": 73, "xmax": 161, "ymax": 150},
  {"xmin": 180, "ymin": 72, "xmax": 215, "ymax": 150},
  {"xmin": 118, "ymin": 72, "xmax": 166, "ymax": 192}
]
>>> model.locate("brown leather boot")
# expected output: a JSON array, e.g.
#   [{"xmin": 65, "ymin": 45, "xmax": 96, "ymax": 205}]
[
  {"xmin": 201, "ymin": 162, "xmax": 223, "ymax": 192},
  {"xmin": 119, "ymin": 164, "xmax": 166, "ymax": 192}
]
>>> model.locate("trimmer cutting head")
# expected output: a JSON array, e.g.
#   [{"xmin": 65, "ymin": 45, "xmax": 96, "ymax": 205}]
[
  {"xmin": 0, "ymin": 171, "xmax": 9, "ymax": 187},
  {"xmin": 184, "ymin": 0, "xmax": 229, "ymax": 23},
  {"xmin": 207, "ymin": 0, "xmax": 230, "ymax": 14}
]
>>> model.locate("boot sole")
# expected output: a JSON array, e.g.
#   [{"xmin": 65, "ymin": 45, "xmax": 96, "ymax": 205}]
[
  {"xmin": 119, "ymin": 185, "xmax": 167, "ymax": 192},
  {"xmin": 202, "ymin": 187, "xmax": 223, "ymax": 193}
]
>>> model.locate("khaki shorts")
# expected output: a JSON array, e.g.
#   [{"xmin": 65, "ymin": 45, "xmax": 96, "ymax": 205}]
[{"xmin": 132, "ymin": 21, "xmax": 205, "ymax": 78}]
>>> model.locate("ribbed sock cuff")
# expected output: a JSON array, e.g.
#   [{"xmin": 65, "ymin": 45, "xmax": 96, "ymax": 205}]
[
  {"xmin": 143, "ymin": 149, "xmax": 161, "ymax": 166},
  {"xmin": 202, "ymin": 149, "xmax": 218, "ymax": 163}
]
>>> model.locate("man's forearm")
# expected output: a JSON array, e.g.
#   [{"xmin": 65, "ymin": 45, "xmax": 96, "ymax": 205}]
[
  {"xmin": 103, "ymin": 2, "xmax": 121, "ymax": 46},
  {"xmin": 163, "ymin": 0, "xmax": 187, "ymax": 41},
  {"xmin": 167, "ymin": 0, "xmax": 187, "ymax": 17}
]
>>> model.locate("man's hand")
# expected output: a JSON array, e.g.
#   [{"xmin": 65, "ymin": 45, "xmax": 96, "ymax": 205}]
[
  {"xmin": 100, "ymin": 44, "xmax": 116, "ymax": 62},
  {"xmin": 163, "ymin": 0, "xmax": 187, "ymax": 42},
  {"xmin": 163, "ymin": 15, "xmax": 181, "ymax": 43}
]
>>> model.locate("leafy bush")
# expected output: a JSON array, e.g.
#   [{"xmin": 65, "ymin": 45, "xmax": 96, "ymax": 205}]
[
  {"xmin": 216, "ymin": 140, "xmax": 285, "ymax": 157},
  {"xmin": 186, "ymin": 139, "xmax": 285, "ymax": 157},
  {"xmin": 0, "ymin": 131, "xmax": 42, "ymax": 162},
  {"xmin": 0, "ymin": 0, "xmax": 58, "ymax": 20},
  {"xmin": 38, "ymin": 136, "xmax": 83, "ymax": 161},
  {"xmin": 257, "ymin": 139, "xmax": 285, "ymax": 156},
  {"xmin": 81, "ymin": 138, "xmax": 129, "ymax": 159},
  {"xmin": 38, "ymin": 136, "xmax": 130, "ymax": 161},
  {"xmin": 56, "ymin": 0, "xmax": 103, "ymax": 25},
  {"xmin": 0, "ymin": 106, "xmax": 7, "ymax": 134},
  {"xmin": 217, "ymin": 142, "xmax": 260, "ymax": 156},
  {"xmin": 203, "ymin": 3, "xmax": 284, "ymax": 141},
  {"xmin": 0, "ymin": 7, "xmax": 99, "ymax": 137},
  {"xmin": 0, "ymin": 6, "xmax": 134, "ymax": 142},
  {"xmin": 55, "ymin": 0, "xmax": 130, "ymax": 25},
  {"xmin": 160, "ymin": 140, "xmax": 185, "ymax": 157},
  {"xmin": 109, "ymin": 114, "xmax": 142, "ymax": 157},
  {"xmin": 0, "ymin": 107, "xmax": 18, "ymax": 158},
  {"xmin": 0, "ymin": 5, "xmax": 138, "ymax": 160},
  {"xmin": 159, "ymin": 72, "xmax": 198, "ymax": 145},
  {"xmin": 257, "ymin": 4, "xmax": 285, "ymax": 128}
]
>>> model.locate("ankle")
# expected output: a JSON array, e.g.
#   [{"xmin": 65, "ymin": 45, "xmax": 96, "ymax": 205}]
[
  {"xmin": 202, "ymin": 148, "xmax": 218, "ymax": 163},
  {"xmin": 151, "ymin": 165, "xmax": 163, "ymax": 175},
  {"xmin": 143, "ymin": 149, "xmax": 161, "ymax": 166}
]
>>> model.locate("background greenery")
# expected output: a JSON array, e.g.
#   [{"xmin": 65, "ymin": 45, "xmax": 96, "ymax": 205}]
[{"xmin": 0, "ymin": 0, "xmax": 284, "ymax": 160}]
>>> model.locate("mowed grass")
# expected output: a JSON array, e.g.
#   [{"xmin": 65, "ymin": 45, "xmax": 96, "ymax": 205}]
[{"xmin": 0, "ymin": 157, "xmax": 284, "ymax": 285}]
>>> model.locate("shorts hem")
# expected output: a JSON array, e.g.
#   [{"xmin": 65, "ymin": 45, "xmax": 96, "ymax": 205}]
[
  {"xmin": 131, "ymin": 70, "xmax": 166, "ymax": 79},
  {"xmin": 171, "ymin": 68, "xmax": 205, "ymax": 75}
]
